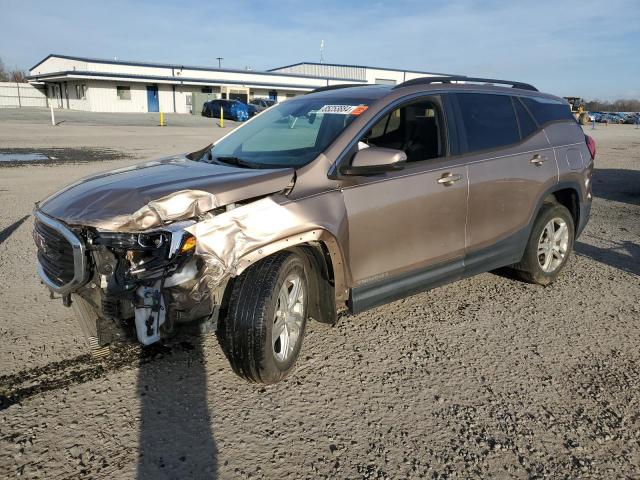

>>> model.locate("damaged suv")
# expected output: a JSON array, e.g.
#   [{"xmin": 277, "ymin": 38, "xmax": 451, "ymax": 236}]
[{"xmin": 34, "ymin": 76, "xmax": 594, "ymax": 383}]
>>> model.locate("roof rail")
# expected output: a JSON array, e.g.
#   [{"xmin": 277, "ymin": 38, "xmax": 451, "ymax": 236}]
[
  {"xmin": 394, "ymin": 76, "xmax": 538, "ymax": 92},
  {"xmin": 306, "ymin": 83, "xmax": 364, "ymax": 94}
]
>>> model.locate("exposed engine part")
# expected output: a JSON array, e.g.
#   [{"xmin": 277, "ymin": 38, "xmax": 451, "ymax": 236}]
[
  {"xmin": 134, "ymin": 282, "xmax": 167, "ymax": 345},
  {"xmin": 101, "ymin": 295, "xmax": 120, "ymax": 319}
]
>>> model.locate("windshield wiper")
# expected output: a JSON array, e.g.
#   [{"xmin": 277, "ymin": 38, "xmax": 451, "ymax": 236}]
[{"xmin": 214, "ymin": 156, "xmax": 264, "ymax": 169}]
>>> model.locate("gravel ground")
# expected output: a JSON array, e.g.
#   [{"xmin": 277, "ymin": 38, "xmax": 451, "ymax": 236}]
[{"xmin": 0, "ymin": 117, "xmax": 638, "ymax": 479}]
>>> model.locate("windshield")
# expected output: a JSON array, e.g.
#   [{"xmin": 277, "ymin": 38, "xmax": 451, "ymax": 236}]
[{"xmin": 210, "ymin": 97, "xmax": 371, "ymax": 168}]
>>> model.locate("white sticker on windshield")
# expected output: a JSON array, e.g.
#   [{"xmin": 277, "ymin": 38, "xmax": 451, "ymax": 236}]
[{"xmin": 317, "ymin": 105, "xmax": 358, "ymax": 114}]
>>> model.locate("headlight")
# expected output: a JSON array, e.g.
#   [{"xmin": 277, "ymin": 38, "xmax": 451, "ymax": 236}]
[
  {"xmin": 137, "ymin": 232, "xmax": 166, "ymax": 248},
  {"xmin": 93, "ymin": 231, "xmax": 169, "ymax": 250}
]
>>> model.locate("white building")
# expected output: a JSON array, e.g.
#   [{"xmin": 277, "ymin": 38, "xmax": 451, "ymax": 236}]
[{"xmin": 27, "ymin": 54, "xmax": 451, "ymax": 114}]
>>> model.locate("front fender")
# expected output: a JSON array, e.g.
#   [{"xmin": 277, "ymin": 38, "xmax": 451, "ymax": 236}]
[{"xmin": 186, "ymin": 196, "xmax": 350, "ymax": 305}]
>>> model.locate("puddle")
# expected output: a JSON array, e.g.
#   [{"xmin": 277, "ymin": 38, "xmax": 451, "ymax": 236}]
[
  {"xmin": 0, "ymin": 148, "xmax": 131, "ymax": 167},
  {"xmin": 0, "ymin": 152, "xmax": 52, "ymax": 162}
]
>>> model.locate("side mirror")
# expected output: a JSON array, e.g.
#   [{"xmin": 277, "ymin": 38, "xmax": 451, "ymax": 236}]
[{"xmin": 340, "ymin": 147, "xmax": 407, "ymax": 176}]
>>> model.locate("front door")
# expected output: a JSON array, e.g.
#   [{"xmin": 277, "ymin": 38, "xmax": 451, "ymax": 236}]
[
  {"xmin": 146, "ymin": 85, "xmax": 159, "ymax": 112},
  {"xmin": 341, "ymin": 96, "xmax": 467, "ymax": 310}
]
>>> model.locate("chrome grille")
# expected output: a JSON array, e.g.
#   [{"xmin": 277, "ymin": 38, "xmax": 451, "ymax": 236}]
[
  {"xmin": 34, "ymin": 220, "xmax": 75, "ymax": 286},
  {"xmin": 33, "ymin": 211, "xmax": 88, "ymax": 294}
]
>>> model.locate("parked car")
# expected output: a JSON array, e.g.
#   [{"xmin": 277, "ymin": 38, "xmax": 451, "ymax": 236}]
[
  {"xmin": 33, "ymin": 77, "xmax": 594, "ymax": 383},
  {"xmin": 604, "ymin": 113, "xmax": 625, "ymax": 124},
  {"xmin": 624, "ymin": 113, "xmax": 640, "ymax": 124},
  {"xmin": 202, "ymin": 99, "xmax": 249, "ymax": 122},
  {"xmin": 245, "ymin": 102, "xmax": 259, "ymax": 117},
  {"xmin": 596, "ymin": 113, "xmax": 619, "ymax": 123},
  {"xmin": 249, "ymin": 98, "xmax": 277, "ymax": 113}
]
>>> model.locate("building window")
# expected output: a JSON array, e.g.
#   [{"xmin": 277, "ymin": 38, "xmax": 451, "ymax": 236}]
[
  {"xmin": 201, "ymin": 86, "xmax": 212, "ymax": 93},
  {"xmin": 75, "ymin": 84, "xmax": 86, "ymax": 100},
  {"xmin": 117, "ymin": 86, "xmax": 131, "ymax": 100}
]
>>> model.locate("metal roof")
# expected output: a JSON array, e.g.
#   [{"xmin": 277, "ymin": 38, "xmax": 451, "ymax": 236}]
[
  {"xmin": 29, "ymin": 54, "xmax": 368, "ymax": 83},
  {"xmin": 268, "ymin": 61, "xmax": 456, "ymax": 77},
  {"xmin": 26, "ymin": 70, "xmax": 346, "ymax": 90}
]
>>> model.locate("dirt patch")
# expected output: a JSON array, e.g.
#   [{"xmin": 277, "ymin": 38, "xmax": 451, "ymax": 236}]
[
  {"xmin": 0, "ymin": 124, "xmax": 638, "ymax": 479},
  {"xmin": 0, "ymin": 341, "xmax": 199, "ymax": 411}
]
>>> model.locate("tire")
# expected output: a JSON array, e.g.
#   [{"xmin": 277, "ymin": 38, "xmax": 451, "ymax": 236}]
[
  {"xmin": 513, "ymin": 202, "xmax": 575, "ymax": 285},
  {"xmin": 220, "ymin": 251, "xmax": 308, "ymax": 383}
]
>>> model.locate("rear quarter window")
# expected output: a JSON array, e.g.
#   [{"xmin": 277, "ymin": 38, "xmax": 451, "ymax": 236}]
[
  {"xmin": 456, "ymin": 93, "xmax": 519, "ymax": 152},
  {"xmin": 513, "ymin": 98, "xmax": 538, "ymax": 138},
  {"xmin": 521, "ymin": 97, "xmax": 574, "ymax": 125}
]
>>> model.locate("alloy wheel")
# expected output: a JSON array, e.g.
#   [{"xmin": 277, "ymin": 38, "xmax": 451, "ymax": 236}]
[
  {"xmin": 537, "ymin": 217, "xmax": 569, "ymax": 273},
  {"xmin": 272, "ymin": 273, "xmax": 305, "ymax": 362}
]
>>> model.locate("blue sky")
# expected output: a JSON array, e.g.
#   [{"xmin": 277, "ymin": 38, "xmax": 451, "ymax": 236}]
[{"xmin": 1, "ymin": 0, "xmax": 638, "ymax": 100}]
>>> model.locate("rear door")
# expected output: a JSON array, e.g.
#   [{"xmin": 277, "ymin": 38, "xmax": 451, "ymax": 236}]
[{"xmin": 454, "ymin": 92, "xmax": 557, "ymax": 274}]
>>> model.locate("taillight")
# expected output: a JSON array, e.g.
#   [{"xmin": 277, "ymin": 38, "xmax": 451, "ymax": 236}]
[{"xmin": 585, "ymin": 134, "xmax": 596, "ymax": 160}]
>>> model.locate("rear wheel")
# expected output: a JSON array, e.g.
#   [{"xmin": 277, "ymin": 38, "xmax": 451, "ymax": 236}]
[
  {"xmin": 514, "ymin": 202, "xmax": 574, "ymax": 285},
  {"xmin": 220, "ymin": 251, "xmax": 308, "ymax": 383}
]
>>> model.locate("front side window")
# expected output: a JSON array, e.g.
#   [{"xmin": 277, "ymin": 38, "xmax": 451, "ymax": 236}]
[
  {"xmin": 117, "ymin": 86, "xmax": 131, "ymax": 100},
  {"xmin": 210, "ymin": 96, "xmax": 375, "ymax": 168},
  {"xmin": 360, "ymin": 98, "xmax": 444, "ymax": 162},
  {"xmin": 456, "ymin": 93, "xmax": 519, "ymax": 152}
]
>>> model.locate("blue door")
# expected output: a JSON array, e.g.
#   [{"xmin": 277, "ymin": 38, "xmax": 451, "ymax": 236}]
[{"xmin": 146, "ymin": 85, "xmax": 159, "ymax": 112}]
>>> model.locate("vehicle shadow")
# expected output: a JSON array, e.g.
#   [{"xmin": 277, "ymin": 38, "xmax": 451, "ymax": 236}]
[
  {"xmin": 592, "ymin": 168, "xmax": 640, "ymax": 206},
  {"xmin": 137, "ymin": 336, "xmax": 218, "ymax": 479},
  {"xmin": 0, "ymin": 215, "xmax": 29, "ymax": 246},
  {"xmin": 574, "ymin": 240, "xmax": 640, "ymax": 277}
]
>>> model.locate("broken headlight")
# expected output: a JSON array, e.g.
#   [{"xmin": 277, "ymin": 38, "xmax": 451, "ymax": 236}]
[
  {"xmin": 93, "ymin": 231, "xmax": 169, "ymax": 250},
  {"xmin": 90, "ymin": 228, "xmax": 195, "ymax": 281}
]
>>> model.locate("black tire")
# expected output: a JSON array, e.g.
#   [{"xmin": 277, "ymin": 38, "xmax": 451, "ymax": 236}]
[
  {"xmin": 220, "ymin": 251, "xmax": 308, "ymax": 383},
  {"xmin": 513, "ymin": 202, "xmax": 575, "ymax": 285}
]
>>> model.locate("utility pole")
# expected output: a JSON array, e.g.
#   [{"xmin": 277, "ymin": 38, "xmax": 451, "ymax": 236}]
[{"xmin": 216, "ymin": 57, "xmax": 223, "ymax": 69}]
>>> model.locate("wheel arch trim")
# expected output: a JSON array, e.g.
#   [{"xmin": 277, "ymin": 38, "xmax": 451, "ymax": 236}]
[
  {"xmin": 234, "ymin": 228, "xmax": 348, "ymax": 305},
  {"xmin": 534, "ymin": 181, "xmax": 585, "ymax": 234}
]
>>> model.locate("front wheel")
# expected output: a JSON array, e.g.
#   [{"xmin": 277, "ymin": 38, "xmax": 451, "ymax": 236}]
[
  {"xmin": 513, "ymin": 202, "xmax": 575, "ymax": 285},
  {"xmin": 220, "ymin": 251, "xmax": 308, "ymax": 383}
]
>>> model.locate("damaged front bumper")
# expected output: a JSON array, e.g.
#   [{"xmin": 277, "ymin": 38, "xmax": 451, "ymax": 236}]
[{"xmin": 33, "ymin": 209, "xmax": 225, "ymax": 350}]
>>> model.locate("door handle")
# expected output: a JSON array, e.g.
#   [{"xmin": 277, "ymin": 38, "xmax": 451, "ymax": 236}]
[
  {"xmin": 437, "ymin": 173, "xmax": 462, "ymax": 186},
  {"xmin": 530, "ymin": 154, "xmax": 546, "ymax": 166}
]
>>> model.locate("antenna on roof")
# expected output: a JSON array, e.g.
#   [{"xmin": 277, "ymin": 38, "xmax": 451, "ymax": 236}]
[{"xmin": 320, "ymin": 40, "xmax": 325, "ymax": 64}]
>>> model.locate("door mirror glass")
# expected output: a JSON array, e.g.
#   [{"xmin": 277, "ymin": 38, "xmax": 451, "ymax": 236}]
[{"xmin": 340, "ymin": 147, "xmax": 407, "ymax": 176}]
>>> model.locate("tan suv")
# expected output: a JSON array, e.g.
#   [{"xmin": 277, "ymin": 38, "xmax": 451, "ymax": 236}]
[{"xmin": 34, "ymin": 76, "xmax": 595, "ymax": 383}]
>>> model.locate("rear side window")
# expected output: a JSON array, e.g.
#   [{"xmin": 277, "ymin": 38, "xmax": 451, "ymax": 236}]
[
  {"xmin": 513, "ymin": 98, "xmax": 538, "ymax": 138},
  {"xmin": 456, "ymin": 93, "xmax": 519, "ymax": 152},
  {"xmin": 520, "ymin": 97, "xmax": 573, "ymax": 125}
]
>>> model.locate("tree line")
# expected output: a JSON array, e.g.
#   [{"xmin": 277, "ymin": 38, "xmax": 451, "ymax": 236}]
[
  {"xmin": 584, "ymin": 99, "xmax": 640, "ymax": 112},
  {"xmin": 0, "ymin": 58, "xmax": 28, "ymax": 82}
]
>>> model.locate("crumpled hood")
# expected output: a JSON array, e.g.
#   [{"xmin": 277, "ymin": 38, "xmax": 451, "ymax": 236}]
[{"xmin": 38, "ymin": 155, "xmax": 294, "ymax": 231}]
